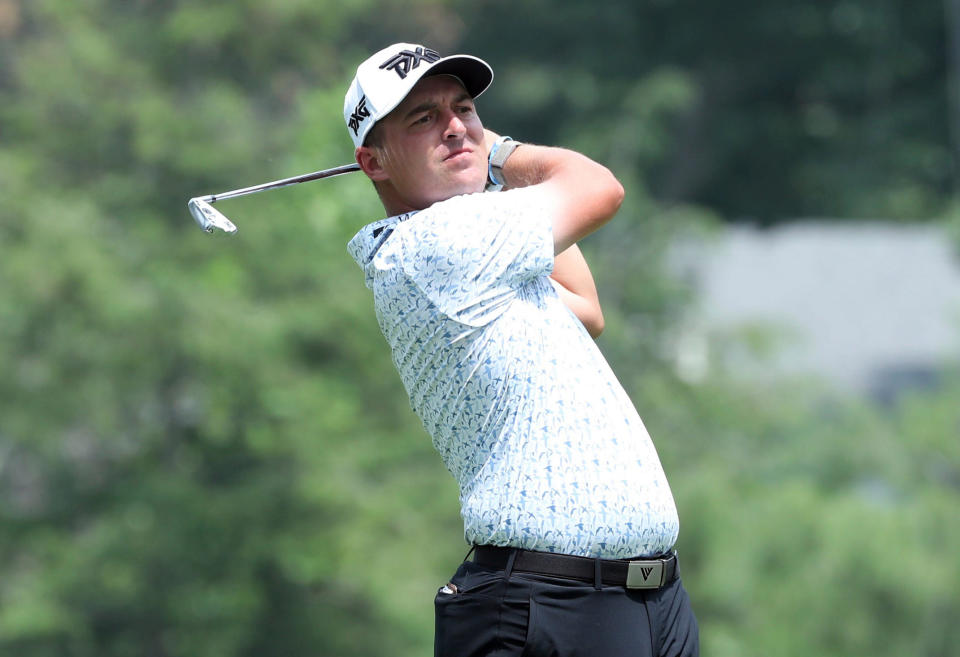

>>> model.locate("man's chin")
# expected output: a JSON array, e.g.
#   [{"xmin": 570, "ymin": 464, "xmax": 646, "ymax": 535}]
[
  {"xmin": 442, "ymin": 173, "xmax": 488, "ymax": 199},
  {"xmin": 454, "ymin": 182, "xmax": 488, "ymax": 199}
]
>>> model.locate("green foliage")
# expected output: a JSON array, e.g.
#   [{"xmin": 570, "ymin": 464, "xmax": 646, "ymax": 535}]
[
  {"xmin": 2, "ymin": 0, "xmax": 958, "ymax": 656},
  {"xmin": 1, "ymin": 1, "xmax": 460, "ymax": 655},
  {"xmin": 459, "ymin": 0, "xmax": 953, "ymax": 221},
  {"xmin": 648, "ymin": 377, "xmax": 960, "ymax": 657}
]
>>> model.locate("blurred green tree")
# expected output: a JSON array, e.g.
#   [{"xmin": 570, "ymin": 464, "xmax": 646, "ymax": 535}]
[
  {"xmin": 1, "ymin": 1, "xmax": 958, "ymax": 657},
  {"xmin": 459, "ymin": 0, "xmax": 953, "ymax": 222}
]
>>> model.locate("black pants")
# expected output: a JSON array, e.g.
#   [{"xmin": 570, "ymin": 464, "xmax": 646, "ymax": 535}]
[{"xmin": 435, "ymin": 556, "xmax": 699, "ymax": 657}]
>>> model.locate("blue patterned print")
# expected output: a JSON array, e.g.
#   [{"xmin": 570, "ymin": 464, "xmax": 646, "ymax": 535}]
[{"xmin": 347, "ymin": 188, "xmax": 679, "ymax": 558}]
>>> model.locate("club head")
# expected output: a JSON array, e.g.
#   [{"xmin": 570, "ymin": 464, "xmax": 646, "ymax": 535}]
[{"xmin": 188, "ymin": 197, "xmax": 238, "ymax": 234}]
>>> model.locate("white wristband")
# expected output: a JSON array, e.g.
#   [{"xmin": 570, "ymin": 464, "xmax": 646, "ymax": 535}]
[{"xmin": 486, "ymin": 136, "xmax": 521, "ymax": 192}]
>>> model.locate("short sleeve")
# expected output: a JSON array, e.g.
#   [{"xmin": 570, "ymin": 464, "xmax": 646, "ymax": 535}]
[{"xmin": 393, "ymin": 188, "xmax": 553, "ymax": 326}]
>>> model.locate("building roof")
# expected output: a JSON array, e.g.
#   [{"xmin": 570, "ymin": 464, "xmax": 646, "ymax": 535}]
[{"xmin": 671, "ymin": 222, "xmax": 960, "ymax": 396}]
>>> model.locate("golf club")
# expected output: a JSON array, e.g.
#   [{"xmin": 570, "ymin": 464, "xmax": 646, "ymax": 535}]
[{"xmin": 188, "ymin": 163, "xmax": 361, "ymax": 234}]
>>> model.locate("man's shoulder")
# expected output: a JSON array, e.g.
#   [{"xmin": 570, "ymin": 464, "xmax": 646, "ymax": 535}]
[
  {"xmin": 347, "ymin": 211, "xmax": 418, "ymax": 267},
  {"xmin": 428, "ymin": 187, "xmax": 540, "ymax": 213},
  {"xmin": 414, "ymin": 188, "xmax": 546, "ymax": 236},
  {"xmin": 348, "ymin": 187, "xmax": 549, "ymax": 275}
]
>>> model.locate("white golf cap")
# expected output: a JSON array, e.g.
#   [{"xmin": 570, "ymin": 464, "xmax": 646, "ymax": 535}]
[{"xmin": 344, "ymin": 42, "xmax": 493, "ymax": 148}]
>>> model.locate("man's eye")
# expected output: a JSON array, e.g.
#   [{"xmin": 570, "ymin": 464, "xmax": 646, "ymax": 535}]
[{"xmin": 413, "ymin": 115, "xmax": 431, "ymax": 125}]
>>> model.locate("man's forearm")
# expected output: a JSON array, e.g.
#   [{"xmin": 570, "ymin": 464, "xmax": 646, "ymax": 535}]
[
  {"xmin": 483, "ymin": 130, "xmax": 624, "ymax": 254},
  {"xmin": 483, "ymin": 130, "xmax": 613, "ymax": 337},
  {"xmin": 551, "ymin": 244, "xmax": 604, "ymax": 338},
  {"xmin": 484, "ymin": 129, "xmax": 561, "ymax": 190}
]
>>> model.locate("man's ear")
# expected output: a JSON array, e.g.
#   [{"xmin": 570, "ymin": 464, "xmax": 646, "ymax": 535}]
[{"xmin": 356, "ymin": 146, "xmax": 389, "ymax": 182}]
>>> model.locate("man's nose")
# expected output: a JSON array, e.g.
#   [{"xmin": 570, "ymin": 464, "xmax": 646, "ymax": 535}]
[{"xmin": 443, "ymin": 111, "xmax": 466, "ymax": 139}]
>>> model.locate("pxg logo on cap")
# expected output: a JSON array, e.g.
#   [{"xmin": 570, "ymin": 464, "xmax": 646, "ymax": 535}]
[
  {"xmin": 343, "ymin": 42, "xmax": 494, "ymax": 149},
  {"xmin": 380, "ymin": 46, "xmax": 442, "ymax": 80}
]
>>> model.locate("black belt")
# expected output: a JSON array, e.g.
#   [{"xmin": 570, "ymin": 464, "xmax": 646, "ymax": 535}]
[{"xmin": 473, "ymin": 545, "xmax": 679, "ymax": 590}]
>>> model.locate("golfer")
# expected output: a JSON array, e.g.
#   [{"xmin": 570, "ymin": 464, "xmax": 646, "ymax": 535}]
[{"xmin": 345, "ymin": 43, "xmax": 698, "ymax": 657}]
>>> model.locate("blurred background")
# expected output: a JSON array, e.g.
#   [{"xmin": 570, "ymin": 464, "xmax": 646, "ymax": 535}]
[{"xmin": 2, "ymin": 0, "xmax": 959, "ymax": 655}]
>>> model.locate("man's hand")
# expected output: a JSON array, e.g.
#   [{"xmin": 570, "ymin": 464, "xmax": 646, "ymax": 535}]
[{"xmin": 484, "ymin": 128, "xmax": 502, "ymax": 154}]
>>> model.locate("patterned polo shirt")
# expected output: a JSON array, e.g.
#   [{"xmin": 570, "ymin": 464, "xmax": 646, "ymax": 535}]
[{"xmin": 347, "ymin": 187, "xmax": 679, "ymax": 558}]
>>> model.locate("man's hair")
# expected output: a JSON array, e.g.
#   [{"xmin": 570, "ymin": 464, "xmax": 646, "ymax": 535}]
[
  {"xmin": 362, "ymin": 121, "xmax": 386, "ymax": 197},
  {"xmin": 363, "ymin": 121, "xmax": 384, "ymax": 149}
]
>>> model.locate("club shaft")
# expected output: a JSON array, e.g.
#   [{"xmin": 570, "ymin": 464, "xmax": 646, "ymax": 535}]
[{"xmin": 202, "ymin": 163, "xmax": 361, "ymax": 203}]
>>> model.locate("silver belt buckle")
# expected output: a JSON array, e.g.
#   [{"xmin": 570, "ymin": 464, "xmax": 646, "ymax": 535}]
[{"xmin": 626, "ymin": 559, "xmax": 664, "ymax": 589}]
